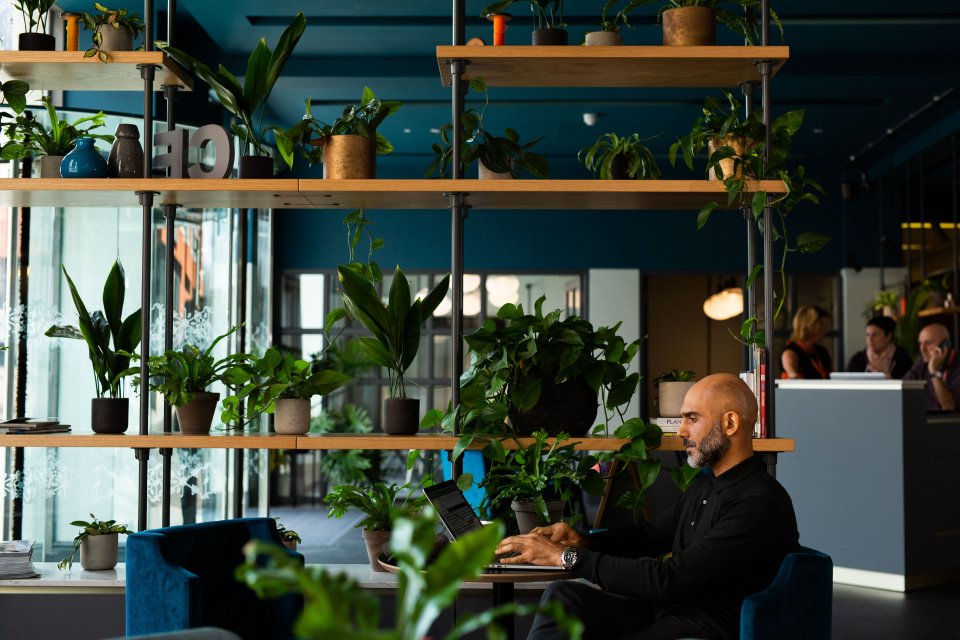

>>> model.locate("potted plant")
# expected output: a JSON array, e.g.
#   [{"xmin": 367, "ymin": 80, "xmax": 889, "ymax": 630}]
[
  {"xmin": 579, "ymin": 132, "xmax": 661, "ymax": 180},
  {"xmin": 453, "ymin": 295, "xmax": 641, "ymax": 442},
  {"xmin": 0, "ymin": 97, "xmax": 114, "ymax": 178},
  {"xmin": 479, "ymin": 430, "xmax": 603, "ymax": 533},
  {"xmin": 425, "ymin": 78, "xmax": 548, "ymax": 180},
  {"xmin": 324, "ymin": 481, "xmax": 427, "ymax": 571},
  {"xmin": 133, "ymin": 325, "xmax": 249, "ymax": 434},
  {"xmin": 864, "ymin": 289, "xmax": 901, "ymax": 320},
  {"xmin": 44, "ymin": 261, "xmax": 140, "ymax": 434},
  {"xmin": 272, "ymin": 518, "xmax": 302, "ymax": 551},
  {"xmin": 652, "ymin": 369, "xmax": 696, "ymax": 417},
  {"xmin": 277, "ymin": 87, "xmax": 402, "ymax": 178},
  {"xmin": 482, "ymin": 0, "xmax": 567, "ymax": 45},
  {"xmin": 58, "ymin": 513, "xmax": 131, "ymax": 571},
  {"xmin": 222, "ymin": 347, "xmax": 351, "ymax": 435},
  {"xmin": 584, "ymin": 0, "xmax": 646, "ymax": 45},
  {"xmin": 13, "ymin": 0, "xmax": 57, "ymax": 50},
  {"xmin": 156, "ymin": 12, "xmax": 306, "ymax": 178},
  {"xmin": 80, "ymin": 3, "xmax": 145, "ymax": 62},
  {"xmin": 332, "ymin": 265, "xmax": 449, "ymax": 435},
  {"xmin": 633, "ymin": 0, "xmax": 783, "ymax": 46}
]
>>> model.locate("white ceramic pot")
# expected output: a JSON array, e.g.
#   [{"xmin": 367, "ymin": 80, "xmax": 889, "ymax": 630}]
[
  {"xmin": 362, "ymin": 528, "xmax": 391, "ymax": 572},
  {"xmin": 584, "ymin": 31, "xmax": 621, "ymax": 46},
  {"xmin": 80, "ymin": 533, "xmax": 118, "ymax": 571},
  {"xmin": 274, "ymin": 398, "xmax": 311, "ymax": 435},
  {"xmin": 478, "ymin": 160, "xmax": 512, "ymax": 180},
  {"xmin": 40, "ymin": 155, "xmax": 65, "ymax": 178},
  {"xmin": 658, "ymin": 381, "xmax": 696, "ymax": 418}
]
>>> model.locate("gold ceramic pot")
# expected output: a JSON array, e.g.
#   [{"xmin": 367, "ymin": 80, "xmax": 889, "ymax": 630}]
[
  {"xmin": 322, "ymin": 135, "xmax": 375, "ymax": 179},
  {"xmin": 707, "ymin": 134, "xmax": 753, "ymax": 180},
  {"xmin": 662, "ymin": 7, "xmax": 716, "ymax": 46}
]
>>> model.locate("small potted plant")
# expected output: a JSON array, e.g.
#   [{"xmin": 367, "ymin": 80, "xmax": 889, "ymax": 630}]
[
  {"xmin": 481, "ymin": 0, "xmax": 567, "ymax": 45},
  {"xmin": 632, "ymin": 0, "xmax": 783, "ymax": 46},
  {"xmin": 584, "ymin": 0, "xmax": 646, "ymax": 45},
  {"xmin": 479, "ymin": 430, "xmax": 604, "ymax": 533},
  {"xmin": 58, "ymin": 513, "xmax": 131, "ymax": 571},
  {"xmin": 80, "ymin": 3, "xmax": 145, "ymax": 62},
  {"xmin": 332, "ymin": 265, "xmax": 449, "ymax": 435},
  {"xmin": 652, "ymin": 369, "xmax": 696, "ymax": 417},
  {"xmin": 278, "ymin": 87, "xmax": 402, "ymax": 179},
  {"xmin": 579, "ymin": 132, "xmax": 661, "ymax": 180},
  {"xmin": 0, "ymin": 97, "xmax": 114, "ymax": 178},
  {"xmin": 13, "ymin": 0, "xmax": 57, "ymax": 50},
  {"xmin": 133, "ymin": 325, "xmax": 249, "ymax": 434},
  {"xmin": 324, "ymin": 481, "xmax": 427, "ymax": 571},
  {"xmin": 425, "ymin": 78, "xmax": 548, "ymax": 180},
  {"xmin": 272, "ymin": 518, "xmax": 302, "ymax": 551},
  {"xmin": 157, "ymin": 12, "xmax": 307, "ymax": 178},
  {"xmin": 222, "ymin": 347, "xmax": 351, "ymax": 435},
  {"xmin": 44, "ymin": 261, "xmax": 140, "ymax": 434}
]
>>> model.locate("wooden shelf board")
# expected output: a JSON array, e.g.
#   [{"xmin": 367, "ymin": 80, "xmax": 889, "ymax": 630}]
[
  {"xmin": 300, "ymin": 179, "xmax": 786, "ymax": 211},
  {"xmin": 918, "ymin": 306, "xmax": 960, "ymax": 318},
  {"xmin": 436, "ymin": 46, "xmax": 789, "ymax": 87},
  {"xmin": 295, "ymin": 433, "xmax": 795, "ymax": 453},
  {"xmin": 0, "ymin": 51, "xmax": 192, "ymax": 91},
  {"xmin": 0, "ymin": 432, "xmax": 297, "ymax": 449},
  {"xmin": 0, "ymin": 179, "xmax": 309, "ymax": 209}
]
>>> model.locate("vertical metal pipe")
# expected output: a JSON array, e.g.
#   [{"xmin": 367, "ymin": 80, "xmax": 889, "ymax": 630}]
[
  {"xmin": 759, "ymin": 57, "xmax": 775, "ymax": 443},
  {"xmin": 453, "ymin": 0, "xmax": 465, "ymax": 46},
  {"xmin": 234, "ymin": 209, "xmax": 249, "ymax": 519},
  {"xmin": 161, "ymin": 82, "xmax": 179, "ymax": 527},
  {"xmin": 953, "ymin": 136, "xmax": 958, "ymax": 310},
  {"xmin": 166, "ymin": 0, "xmax": 175, "ymax": 44},
  {"xmin": 144, "ymin": 0, "xmax": 153, "ymax": 50},
  {"xmin": 11, "ymin": 156, "xmax": 31, "ymax": 539},
  {"xmin": 761, "ymin": 0, "xmax": 769, "ymax": 46},
  {"xmin": 450, "ymin": 0, "xmax": 465, "ymax": 478},
  {"xmin": 918, "ymin": 154, "xmax": 925, "ymax": 282},
  {"xmin": 741, "ymin": 81, "xmax": 758, "ymax": 369}
]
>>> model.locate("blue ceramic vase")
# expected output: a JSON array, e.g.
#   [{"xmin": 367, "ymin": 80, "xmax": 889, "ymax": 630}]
[{"xmin": 61, "ymin": 137, "xmax": 108, "ymax": 178}]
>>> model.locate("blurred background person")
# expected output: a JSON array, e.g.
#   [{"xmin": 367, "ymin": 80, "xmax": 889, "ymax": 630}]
[
  {"xmin": 846, "ymin": 316, "xmax": 912, "ymax": 379},
  {"xmin": 781, "ymin": 305, "xmax": 833, "ymax": 379}
]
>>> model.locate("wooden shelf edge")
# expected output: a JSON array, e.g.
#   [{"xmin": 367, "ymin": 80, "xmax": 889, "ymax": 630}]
[{"xmin": 918, "ymin": 306, "xmax": 960, "ymax": 317}]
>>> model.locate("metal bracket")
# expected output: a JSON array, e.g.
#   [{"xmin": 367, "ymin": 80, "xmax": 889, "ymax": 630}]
[
  {"xmin": 133, "ymin": 448, "xmax": 150, "ymax": 462},
  {"xmin": 754, "ymin": 60, "xmax": 774, "ymax": 77}
]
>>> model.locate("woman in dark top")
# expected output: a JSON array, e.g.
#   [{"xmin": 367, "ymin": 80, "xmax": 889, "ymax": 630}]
[
  {"xmin": 781, "ymin": 305, "xmax": 833, "ymax": 379},
  {"xmin": 846, "ymin": 315, "xmax": 913, "ymax": 379}
]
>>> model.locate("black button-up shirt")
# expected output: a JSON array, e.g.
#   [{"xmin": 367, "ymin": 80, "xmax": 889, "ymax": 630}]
[{"xmin": 572, "ymin": 455, "xmax": 799, "ymax": 640}]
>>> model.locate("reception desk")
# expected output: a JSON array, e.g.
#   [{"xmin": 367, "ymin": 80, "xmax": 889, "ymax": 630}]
[{"xmin": 776, "ymin": 379, "xmax": 960, "ymax": 591}]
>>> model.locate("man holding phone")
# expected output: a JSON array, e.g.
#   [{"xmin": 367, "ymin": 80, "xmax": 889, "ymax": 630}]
[{"xmin": 904, "ymin": 323, "xmax": 960, "ymax": 411}]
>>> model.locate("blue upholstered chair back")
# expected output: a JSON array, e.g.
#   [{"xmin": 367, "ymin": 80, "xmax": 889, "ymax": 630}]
[
  {"xmin": 126, "ymin": 518, "xmax": 304, "ymax": 640},
  {"xmin": 740, "ymin": 546, "xmax": 833, "ymax": 640}
]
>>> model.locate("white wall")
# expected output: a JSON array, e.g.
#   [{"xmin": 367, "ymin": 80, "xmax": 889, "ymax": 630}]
[
  {"xmin": 840, "ymin": 267, "xmax": 907, "ymax": 365},
  {"xmin": 588, "ymin": 269, "xmax": 641, "ymax": 422}
]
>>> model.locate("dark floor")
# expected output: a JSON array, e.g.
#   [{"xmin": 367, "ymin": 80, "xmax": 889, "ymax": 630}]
[{"xmin": 273, "ymin": 505, "xmax": 960, "ymax": 639}]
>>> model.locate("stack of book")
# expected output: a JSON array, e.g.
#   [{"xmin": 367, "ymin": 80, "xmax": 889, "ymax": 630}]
[
  {"xmin": 0, "ymin": 418, "xmax": 71, "ymax": 434},
  {"xmin": 0, "ymin": 540, "xmax": 39, "ymax": 579}
]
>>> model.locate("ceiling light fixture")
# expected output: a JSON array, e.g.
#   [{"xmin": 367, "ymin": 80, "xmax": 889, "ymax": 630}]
[
  {"xmin": 703, "ymin": 285, "xmax": 744, "ymax": 321},
  {"xmin": 582, "ymin": 112, "xmax": 598, "ymax": 126}
]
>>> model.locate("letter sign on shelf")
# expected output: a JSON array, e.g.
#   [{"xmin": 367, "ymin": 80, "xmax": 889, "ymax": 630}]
[{"xmin": 154, "ymin": 125, "xmax": 235, "ymax": 179}]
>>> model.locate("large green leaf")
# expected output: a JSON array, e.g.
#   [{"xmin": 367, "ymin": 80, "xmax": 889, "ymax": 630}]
[
  {"xmin": 420, "ymin": 274, "xmax": 450, "ymax": 318},
  {"xmin": 400, "ymin": 300, "xmax": 422, "ymax": 373},
  {"xmin": 263, "ymin": 12, "xmax": 307, "ymax": 106},
  {"xmin": 357, "ymin": 336, "xmax": 397, "ymax": 371},
  {"xmin": 102, "ymin": 260, "xmax": 124, "ymax": 345},
  {"xmin": 337, "ymin": 265, "xmax": 392, "ymax": 341},
  {"xmin": 388, "ymin": 266, "xmax": 412, "ymax": 356},
  {"xmin": 243, "ymin": 38, "xmax": 271, "ymax": 113}
]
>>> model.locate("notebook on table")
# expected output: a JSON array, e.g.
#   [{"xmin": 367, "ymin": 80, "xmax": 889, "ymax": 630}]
[{"xmin": 423, "ymin": 480, "xmax": 566, "ymax": 571}]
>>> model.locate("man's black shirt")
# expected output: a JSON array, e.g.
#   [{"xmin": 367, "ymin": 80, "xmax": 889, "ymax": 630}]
[{"xmin": 571, "ymin": 455, "xmax": 799, "ymax": 640}]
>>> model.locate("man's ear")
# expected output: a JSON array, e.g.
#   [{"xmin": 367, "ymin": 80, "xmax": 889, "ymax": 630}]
[{"xmin": 721, "ymin": 410, "xmax": 740, "ymax": 436}]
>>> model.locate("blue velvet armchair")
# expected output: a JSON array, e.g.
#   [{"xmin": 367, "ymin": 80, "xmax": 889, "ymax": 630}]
[
  {"xmin": 740, "ymin": 546, "xmax": 833, "ymax": 640},
  {"xmin": 125, "ymin": 518, "xmax": 304, "ymax": 640}
]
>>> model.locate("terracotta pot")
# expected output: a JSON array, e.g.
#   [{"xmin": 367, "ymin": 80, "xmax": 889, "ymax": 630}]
[
  {"xmin": 382, "ymin": 397, "xmax": 420, "ymax": 435},
  {"xmin": 322, "ymin": 135, "xmax": 375, "ymax": 179},
  {"xmin": 662, "ymin": 7, "xmax": 716, "ymax": 46},
  {"xmin": 584, "ymin": 31, "xmax": 621, "ymax": 46},
  {"xmin": 362, "ymin": 528, "xmax": 391, "ymax": 572},
  {"xmin": 511, "ymin": 499, "xmax": 564, "ymax": 534},
  {"xmin": 238, "ymin": 155, "xmax": 274, "ymax": 179},
  {"xmin": 175, "ymin": 392, "xmax": 220, "ymax": 434},
  {"xmin": 478, "ymin": 159, "xmax": 512, "ymax": 180},
  {"xmin": 532, "ymin": 28, "xmax": 568, "ymax": 46},
  {"xmin": 81, "ymin": 533, "xmax": 118, "ymax": 571},
  {"xmin": 91, "ymin": 398, "xmax": 129, "ymax": 434},
  {"xmin": 18, "ymin": 33, "xmax": 55, "ymax": 51},
  {"xmin": 658, "ymin": 381, "xmax": 696, "ymax": 418},
  {"xmin": 274, "ymin": 398, "xmax": 311, "ymax": 435},
  {"xmin": 40, "ymin": 155, "xmax": 64, "ymax": 178},
  {"xmin": 707, "ymin": 135, "xmax": 752, "ymax": 180}
]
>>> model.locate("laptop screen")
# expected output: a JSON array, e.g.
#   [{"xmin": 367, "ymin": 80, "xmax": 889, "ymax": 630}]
[{"xmin": 423, "ymin": 480, "xmax": 484, "ymax": 539}]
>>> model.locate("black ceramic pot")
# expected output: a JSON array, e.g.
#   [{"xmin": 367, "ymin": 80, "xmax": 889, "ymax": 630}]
[
  {"xmin": 238, "ymin": 155, "xmax": 274, "ymax": 179},
  {"xmin": 19, "ymin": 33, "xmax": 55, "ymax": 51},
  {"xmin": 382, "ymin": 398, "xmax": 420, "ymax": 435},
  {"xmin": 531, "ymin": 28, "xmax": 568, "ymax": 46},
  {"xmin": 91, "ymin": 398, "xmax": 129, "ymax": 434},
  {"xmin": 610, "ymin": 154, "xmax": 631, "ymax": 180}
]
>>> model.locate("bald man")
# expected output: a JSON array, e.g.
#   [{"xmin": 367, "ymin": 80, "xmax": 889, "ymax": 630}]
[
  {"xmin": 496, "ymin": 374, "xmax": 799, "ymax": 640},
  {"xmin": 904, "ymin": 323, "xmax": 960, "ymax": 412}
]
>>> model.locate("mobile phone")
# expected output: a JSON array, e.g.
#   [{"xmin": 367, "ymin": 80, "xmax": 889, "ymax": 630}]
[{"xmin": 941, "ymin": 338, "xmax": 953, "ymax": 350}]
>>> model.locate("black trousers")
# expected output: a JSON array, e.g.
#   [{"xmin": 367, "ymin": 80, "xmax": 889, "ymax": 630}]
[{"xmin": 527, "ymin": 581, "xmax": 714, "ymax": 640}]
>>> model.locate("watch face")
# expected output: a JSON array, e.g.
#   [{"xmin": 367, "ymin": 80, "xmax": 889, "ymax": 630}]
[{"xmin": 562, "ymin": 547, "xmax": 578, "ymax": 569}]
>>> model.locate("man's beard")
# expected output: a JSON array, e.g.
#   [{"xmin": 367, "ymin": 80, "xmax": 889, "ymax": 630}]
[{"xmin": 685, "ymin": 420, "xmax": 729, "ymax": 468}]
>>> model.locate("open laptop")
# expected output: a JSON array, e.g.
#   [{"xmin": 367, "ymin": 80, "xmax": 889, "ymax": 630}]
[
  {"xmin": 423, "ymin": 480, "xmax": 566, "ymax": 571},
  {"xmin": 829, "ymin": 372, "xmax": 885, "ymax": 380}
]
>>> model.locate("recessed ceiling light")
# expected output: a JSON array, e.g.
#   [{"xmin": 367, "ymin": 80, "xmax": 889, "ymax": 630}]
[
  {"xmin": 429, "ymin": 128, "xmax": 441, "ymax": 134},
  {"xmin": 403, "ymin": 128, "xmax": 411, "ymax": 133}
]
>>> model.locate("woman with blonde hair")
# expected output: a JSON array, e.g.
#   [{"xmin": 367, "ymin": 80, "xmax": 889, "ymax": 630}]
[{"xmin": 781, "ymin": 305, "xmax": 833, "ymax": 379}]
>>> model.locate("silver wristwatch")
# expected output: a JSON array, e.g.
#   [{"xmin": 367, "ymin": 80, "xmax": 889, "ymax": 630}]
[{"xmin": 561, "ymin": 547, "xmax": 579, "ymax": 570}]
